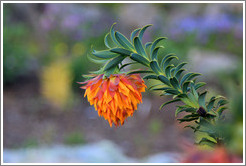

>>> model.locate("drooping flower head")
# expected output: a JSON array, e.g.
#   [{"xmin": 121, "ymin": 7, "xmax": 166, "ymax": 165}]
[{"xmin": 79, "ymin": 74, "xmax": 146, "ymax": 127}]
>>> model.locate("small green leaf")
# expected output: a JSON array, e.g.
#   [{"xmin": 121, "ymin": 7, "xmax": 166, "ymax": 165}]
[
  {"xmin": 159, "ymin": 98, "xmax": 181, "ymax": 110},
  {"xmin": 133, "ymin": 37, "xmax": 147, "ymax": 57},
  {"xmin": 182, "ymin": 114, "xmax": 200, "ymax": 119},
  {"xmin": 103, "ymin": 55, "xmax": 126, "ymax": 71},
  {"xmin": 180, "ymin": 73, "xmax": 197, "ymax": 86},
  {"xmin": 151, "ymin": 46, "xmax": 164, "ymax": 60},
  {"xmin": 127, "ymin": 70, "xmax": 153, "ymax": 75},
  {"xmin": 119, "ymin": 62, "xmax": 137, "ymax": 70},
  {"xmin": 89, "ymin": 67, "xmax": 104, "ymax": 74},
  {"xmin": 175, "ymin": 107, "xmax": 196, "ymax": 117},
  {"xmin": 198, "ymin": 91, "xmax": 207, "ymax": 108},
  {"xmin": 162, "ymin": 56, "xmax": 178, "ymax": 69},
  {"xmin": 152, "ymin": 87, "xmax": 172, "ymax": 91},
  {"xmin": 174, "ymin": 62, "xmax": 187, "ymax": 74},
  {"xmin": 150, "ymin": 37, "xmax": 167, "ymax": 55},
  {"xmin": 110, "ymin": 23, "xmax": 120, "ymax": 46},
  {"xmin": 145, "ymin": 42, "xmax": 152, "ymax": 50},
  {"xmin": 207, "ymin": 96, "xmax": 216, "ymax": 112},
  {"xmin": 104, "ymin": 33, "xmax": 115, "ymax": 48},
  {"xmin": 190, "ymin": 82, "xmax": 199, "ymax": 100},
  {"xmin": 164, "ymin": 65, "xmax": 174, "ymax": 78},
  {"xmin": 143, "ymin": 74, "xmax": 158, "ymax": 80},
  {"xmin": 170, "ymin": 77, "xmax": 180, "ymax": 89},
  {"xmin": 195, "ymin": 82, "xmax": 206, "ymax": 90},
  {"xmin": 187, "ymin": 73, "xmax": 201, "ymax": 82},
  {"xmin": 110, "ymin": 48, "xmax": 132, "ymax": 56},
  {"xmin": 130, "ymin": 28, "xmax": 141, "ymax": 43},
  {"xmin": 148, "ymin": 83, "xmax": 164, "ymax": 90},
  {"xmin": 87, "ymin": 54, "xmax": 108, "ymax": 64},
  {"xmin": 158, "ymin": 75, "xmax": 171, "ymax": 86},
  {"xmin": 216, "ymin": 106, "xmax": 227, "ymax": 116},
  {"xmin": 115, "ymin": 31, "xmax": 134, "ymax": 50},
  {"xmin": 103, "ymin": 65, "xmax": 118, "ymax": 78},
  {"xmin": 160, "ymin": 53, "xmax": 176, "ymax": 68},
  {"xmin": 139, "ymin": 24, "xmax": 152, "ymax": 40},
  {"xmin": 217, "ymin": 99, "xmax": 228, "ymax": 107},
  {"xmin": 150, "ymin": 60, "xmax": 162, "ymax": 74},
  {"xmin": 182, "ymin": 81, "xmax": 191, "ymax": 93},
  {"xmin": 164, "ymin": 89, "xmax": 180, "ymax": 95},
  {"xmin": 130, "ymin": 53, "xmax": 149, "ymax": 66},
  {"xmin": 177, "ymin": 117, "xmax": 199, "ymax": 123},
  {"xmin": 197, "ymin": 138, "xmax": 216, "ymax": 147},
  {"xmin": 92, "ymin": 50, "xmax": 119, "ymax": 59},
  {"xmin": 175, "ymin": 69, "xmax": 186, "ymax": 80}
]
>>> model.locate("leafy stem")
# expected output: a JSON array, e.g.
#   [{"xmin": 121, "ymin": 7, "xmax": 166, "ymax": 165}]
[{"xmin": 86, "ymin": 23, "xmax": 228, "ymax": 147}]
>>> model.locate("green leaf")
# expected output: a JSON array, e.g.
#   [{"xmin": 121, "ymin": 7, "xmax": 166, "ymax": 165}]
[
  {"xmin": 175, "ymin": 107, "xmax": 196, "ymax": 117},
  {"xmin": 143, "ymin": 74, "xmax": 158, "ymax": 80},
  {"xmin": 159, "ymin": 98, "xmax": 181, "ymax": 110},
  {"xmin": 158, "ymin": 75, "xmax": 171, "ymax": 86},
  {"xmin": 180, "ymin": 72, "xmax": 199, "ymax": 86},
  {"xmin": 103, "ymin": 65, "xmax": 118, "ymax": 78},
  {"xmin": 174, "ymin": 62, "xmax": 187, "ymax": 74},
  {"xmin": 103, "ymin": 55, "xmax": 126, "ymax": 71},
  {"xmin": 133, "ymin": 37, "xmax": 147, "ymax": 57},
  {"xmin": 182, "ymin": 114, "xmax": 200, "ymax": 119},
  {"xmin": 164, "ymin": 89, "xmax": 180, "ymax": 95},
  {"xmin": 184, "ymin": 125, "xmax": 197, "ymax": 131},
  {"xmin": 115, "ymin": 31, "xmax": 134, "ymax": 50},
  {"xmin": 150, "ymin": 60, "xmax": 162, "ymax": 74},
  {"xmin": 190, "ymin": 82, "xmax": 199, "ymax": 100},
  {"xmin": 150, "ymin": 37, "xmax": 167, "ymax": 55},
  {"xmin": 182, "ymin": 81, "xmax": 191, "ymax": 93},
  {"xmin": 164, "ymin": 65, "xmax": 174, "ymax": 78},
  {"xmin": 177, "ymin": 117, "xmax": 199, "ymax": 123},
  {"xmin": 197, "ymin": 138, "xmax": 216, "ymax": 147},
  {"xmin": 151, "ymin": 46, "xmax": 164, "ymax": 60},
  {"xmin": 152, "ymin": 87, "xmax": 172, "ymax": 91},
  {"xmin": 119, "ymin": 62, "xmax": 137, "ymax": 70},
  {"xmin": 87, "ymin": 53, "xmax": 108, "ymax": 64},
  {"xmin": 104, "ymin": 33, "xmax": 115, "ymax": 49},
  {"xmin": 170, "ymin": 77, "xmax": 180, "ymax": 89},
  {"xmin": 162, "ymin": 56, "xmax": 178, "ymax": 69},
  {"xmin": 130, "ymin": 28, "xmax": 141, "ymax": 43},
  {"xmin": 160, "ymin": 53, "xmax": 176, "ymax": 68},
  {"xmin": 187, "ymin": 73, "xmax": 201, "ymax": 82},
  {"xmin": 145, "ymin": 42, "xmax": 152, "ymax": 50},
  {"xmin": 92, "ymin": 50, "xmax": 119, "ymax": 59},
  {"xmin": 89, "ymin": 67, "xmax": 104, "ymax": 74},
  {"xmin": 110, "ymin": 23, "xmax": 120, "ymax": 46},
  {"xmin": 216, "ymin": 106, "xmax": 227, "ymax": 116},
  {"xmin": 181, "ymin": 97, "xmax": 198, "ymax": 108},
  {"xmin": 148, "ymin": 83, "xmax": 164, "ymax": 90},
  {"xmin": 130, "ymin": 53, "xmax": 149, "ymax": 66},
  {"xmin": 139, "ymin": 24, "xmax": 152, "ymax": 40},
  {"xmin": 175, "ymin": 69, "xmax": 186, "ymax": 80},
  {"xmin": 110, "ymin": 48, "xmax": 132, "ymax": 56},
  {"xmin": 127, "ymin": 70, "xmax": 153, "ymax": 75},
  {"xmin": 217, "ymin": 99, "xmax": 228, "ymax": 107},
  {"xmin": 176, "ymin": 93, "xmax": 188, "ymax": 98},
  {"xmin": 207, "ymin": 96, "xmax": 216, "ymax": 112},
  {"xmin": 195, "ymin": 82, "xmax": 206, "ymax": 90},
  {"xmin": 198, "ymin": 91, "xmax": 207, "ymax": 108}
]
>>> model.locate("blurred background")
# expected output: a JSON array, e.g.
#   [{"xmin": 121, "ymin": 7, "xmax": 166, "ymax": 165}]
[{"xmin": 3, "ymin": 3, "xmax": 243, "ymax": 163}]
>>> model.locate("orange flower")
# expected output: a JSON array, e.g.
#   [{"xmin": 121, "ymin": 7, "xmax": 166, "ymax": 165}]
[{"xmin": 79, "ymin": 74, "xmax": 146, "ymax": 127}]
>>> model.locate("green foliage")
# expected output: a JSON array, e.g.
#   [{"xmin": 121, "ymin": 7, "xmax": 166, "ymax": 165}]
[
  {"xmin": 87, "ymin": 23, "xmax": 228, "ymax": 146},
  {"xmin": 64, "ymin": 132, "xmax": 85, "ymax": 145}
]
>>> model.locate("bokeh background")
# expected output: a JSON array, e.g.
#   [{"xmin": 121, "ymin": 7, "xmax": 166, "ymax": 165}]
[{"xmin": 3, "ymin": 3, "xmax": 243, "ymax": 163}]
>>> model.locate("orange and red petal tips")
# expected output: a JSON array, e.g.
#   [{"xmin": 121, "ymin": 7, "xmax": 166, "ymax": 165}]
[{"xmin": 79, "ymin": 74, "xmax": 146, "ymax": 127}]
